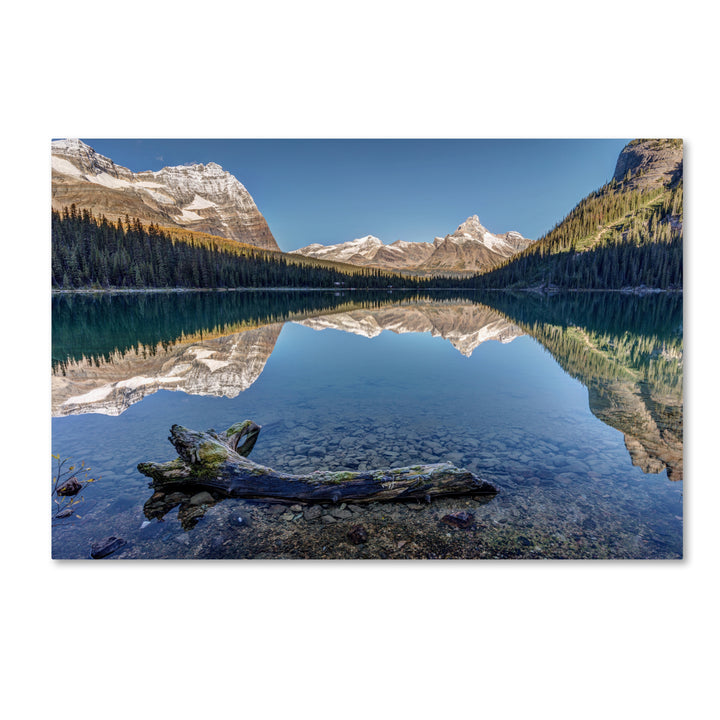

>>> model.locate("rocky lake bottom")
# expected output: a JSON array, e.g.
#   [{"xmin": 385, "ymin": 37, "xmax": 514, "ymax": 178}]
[{"xmin": 52, "ymin": 407, "xmax": 682, "ymax": 560}]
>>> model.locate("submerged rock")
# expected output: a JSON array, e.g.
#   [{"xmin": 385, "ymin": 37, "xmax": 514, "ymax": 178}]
[
  {"xmin": 347, "ymin": 526, "xmax": 369, "ymax": 545},
  {"xmin": 189, "ymin": 491, "xmax": 215, "ymax": 506},
  {"xmin": 441, "ymin": 511, "xmax": 475, "ymax": 529},
  {"xmin": 90, "ymin": 536, "xmax": 126, "ymax": 559},
  {"xmin": 303, "ymin": 506, "xmax": 322, "ymax": 521}
]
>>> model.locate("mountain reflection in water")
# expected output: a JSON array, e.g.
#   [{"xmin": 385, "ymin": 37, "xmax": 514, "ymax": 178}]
[
  {"xmin": 52, "ymin": 293, "xmax": 523, "ymax": 416},
  {"xmin": 51, "ymin": 290, "xmax": 682, "ymax": 482},
  {"xmin": 480, "ymin": 291, "xmax": 683, "ymax": 481}
]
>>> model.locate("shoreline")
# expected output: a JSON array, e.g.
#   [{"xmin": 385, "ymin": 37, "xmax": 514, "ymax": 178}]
[{"xmin": 51, "ymin": 286, "xmax": 683, "ymax": 295}]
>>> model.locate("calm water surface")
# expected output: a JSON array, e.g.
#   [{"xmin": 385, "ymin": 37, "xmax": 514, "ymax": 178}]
[{"xmin": 51, "ymin": 290, "xmax": 683, "ymax": 559}]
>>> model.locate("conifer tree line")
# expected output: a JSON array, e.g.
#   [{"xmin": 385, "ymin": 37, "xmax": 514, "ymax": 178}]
[
  {"xmin": 478, "ymin": 290, "xmax": 683, "ymax": 397},
  {"xmin": 51, "ymin": 206, "xmax": 435, "ymax": 290},
  {"xmin": 468, "ymin": 181, "xmax": 683, "ymax": 289},
  {"xmin": 52, "ymin": 173, "xmax": 683, "ymax": 292}
]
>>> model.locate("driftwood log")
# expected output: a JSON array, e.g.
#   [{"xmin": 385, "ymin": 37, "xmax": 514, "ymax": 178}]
[{"xmin": 137, "ymin": 421, "xmax": 497, "ymax": 504}]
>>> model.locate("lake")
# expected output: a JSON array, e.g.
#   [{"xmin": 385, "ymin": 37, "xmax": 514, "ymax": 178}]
[{"xmin": 51, "ymin": 289, "xmax": 683, "ymax": 559}]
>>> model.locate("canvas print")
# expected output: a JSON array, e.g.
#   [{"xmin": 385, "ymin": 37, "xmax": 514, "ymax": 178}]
[{"xmin": 51, "ymin": 138, "xmax": 683, "ymax": 559}]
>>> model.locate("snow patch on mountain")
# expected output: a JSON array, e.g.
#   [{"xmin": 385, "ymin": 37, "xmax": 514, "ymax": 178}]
[
  {"xmin": 291, "ymin": 235, "xmax": 384, "ymax": 262},
  {"xmin": 90, "ymin": 172, "xmax": 134, "ymax": 190},
  {"xmin": 177, "ymin": 208, "xmax": 204, "ymax": 222},
  {"xmin": 185, "ymin": 194, "xmax": 218, "ymax": 210},
  {"xmin": 51, "ymin": 155, "xmax": 84, "ymax": 177},
  {"xmin": 51, "ymin": 139, "xmax": 279, "ymax": 250},
  {"xmin": 144, "ymin": 189, "xmax": 175, "ymax": 204},
  {"xmin": 51, "ymin": 138, "xmax": 89, "ymax": 153}
]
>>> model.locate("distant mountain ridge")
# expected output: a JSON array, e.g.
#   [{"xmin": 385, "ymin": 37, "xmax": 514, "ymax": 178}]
[
  {"xmin": 51, "ymin": 139, "xmax": 279, "ymax": 251},
  {"xmin": 290, "ymin": 215, "xmax": 533, "ymax": 274}
]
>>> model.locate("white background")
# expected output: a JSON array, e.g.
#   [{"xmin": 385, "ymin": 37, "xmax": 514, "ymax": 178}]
[{"xmin": 2, "ymin": 2, "xmax": 716, "ymax": 719}]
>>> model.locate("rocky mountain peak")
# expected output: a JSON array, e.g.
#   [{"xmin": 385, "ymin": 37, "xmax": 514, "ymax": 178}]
[
  {"xmin": 444, "ymin": 215, "xmax": 529, "ymax": 251},
  {"xmin": 290, "ymin": 234, "xmax": 384, "ymax": 263},
  {"xmin": 357, "ymin": 235, "xmax": 382, "ymax": 246},
  {"xmin": 613, "ymin": 139, "xmax": 683, "ymax": 191},
  {"xmin": 52, "ymin": 137, "xmax": 91, "ymax": 153},
  {"xmin": 150, "ymin": 161, "xmax": 253, "ymax": 210},
  {"xmin": 52, "ymin": 138, "xmax": 127, "ymax": 179},
  {"xmin": 51, "ymin": 139, "xmax": 279, "ymax": 250},
  {"xmin": 456, "ymin": 215, "xmax": 489, "ymax": 235},
  {"xmin": 159, "ymin": 160, "xmax": 227, "ymax": 177}
]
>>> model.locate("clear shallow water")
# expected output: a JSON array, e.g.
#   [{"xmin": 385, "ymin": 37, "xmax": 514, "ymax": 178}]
[{"xmin": 51, "ymin": 290, "xmax": 683, "ymax": 559}]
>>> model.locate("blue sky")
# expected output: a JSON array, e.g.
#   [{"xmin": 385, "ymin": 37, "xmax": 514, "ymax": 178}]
[{"xmin": 81, "ymin": 139, "xmax": 630, "ymax": 252}]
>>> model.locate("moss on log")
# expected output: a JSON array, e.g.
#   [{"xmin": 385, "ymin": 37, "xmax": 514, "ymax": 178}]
[{"xmin": 137, "ymin": 421, "xmax": 497, "ymax": 504}]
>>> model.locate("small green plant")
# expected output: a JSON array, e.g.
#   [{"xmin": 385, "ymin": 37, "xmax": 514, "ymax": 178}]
[{"xmin": 52, "ymin": 454, "xmax": 99, "ymax": 523}]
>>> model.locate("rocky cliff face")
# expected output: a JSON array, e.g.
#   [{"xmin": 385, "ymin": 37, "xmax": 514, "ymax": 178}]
[
  {"xmin": 612, "ymin": 139, "xmax": 683, "ymax": 191},
  {"xmin": 291, "ymin": 216, "xmax": 532, "ymax": 274},
  {"xmin": 51, "ymin": 139, "xmax": 279, "ymax": 251}
]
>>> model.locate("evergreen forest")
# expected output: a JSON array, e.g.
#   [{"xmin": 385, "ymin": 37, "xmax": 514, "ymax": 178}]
[
  {"xmin": 52, "ymin": 168, "xmax": 683, "ymax": 293},
  {"xmin": 51, "ymin": 207, "xmax": 432, "ymax": 291},
  {"xmin": 468, "ymin": 180, "xmax": 683, "ymax": 290}
]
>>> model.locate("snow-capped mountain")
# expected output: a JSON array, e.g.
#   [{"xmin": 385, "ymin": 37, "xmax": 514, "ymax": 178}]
[
  {"xmin": 422, "ymin": 216, "xmax": 534, "ymax": 272},
  {"xmin": 291, "ymin": 235, "xmax": 436, "ymax": 270},
  {"xmin": 292, "ymin": 235, "xmax": 385, "ymax": 263},
  {"xmin": 51, "ymin": 139, "xmax": 279, "ymax": 251},
  {"xmin": 290, "ymin": 215, "xmax": 532, "ymax": 274}
]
